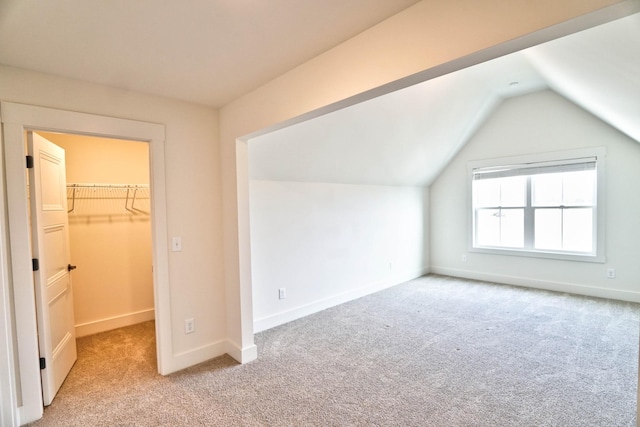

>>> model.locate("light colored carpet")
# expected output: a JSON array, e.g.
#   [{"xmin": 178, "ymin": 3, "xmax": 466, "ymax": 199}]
[{"xmin": 29, "ymin": 275, "xmax": 639, "ymax": 426}]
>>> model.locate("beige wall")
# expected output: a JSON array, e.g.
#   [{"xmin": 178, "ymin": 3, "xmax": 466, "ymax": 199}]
[
  {"xmin": 0, "ymin": 64, "xmax": 225, "ymax": 370},
  {"xmin": 38, "ymin": 132, "xmax": 153, "ymax": 337}
]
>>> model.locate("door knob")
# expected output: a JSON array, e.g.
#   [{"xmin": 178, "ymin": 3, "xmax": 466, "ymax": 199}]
[{"xmin": 67, "ymin": 264, "xmax": 77, "ymax": 272}]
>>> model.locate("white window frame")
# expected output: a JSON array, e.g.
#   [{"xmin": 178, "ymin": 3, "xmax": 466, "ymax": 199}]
[{"xmin": 468, "ymin": 147, "xmax": 606, "ymax": 263}]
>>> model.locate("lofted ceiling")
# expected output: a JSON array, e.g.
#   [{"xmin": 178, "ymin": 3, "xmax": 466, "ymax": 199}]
[
  {"xmin": 249, "ymin": 14, "xmax": 640, "ymax": 187},
  {"xmin": 0, "ymin": 0, "xmax": 420, "ymax": 107}
]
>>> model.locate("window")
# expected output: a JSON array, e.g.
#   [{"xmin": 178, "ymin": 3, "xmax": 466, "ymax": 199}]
[{"xmin": 469, "ymin": 148, "xmax": 605, "ymax": 262}]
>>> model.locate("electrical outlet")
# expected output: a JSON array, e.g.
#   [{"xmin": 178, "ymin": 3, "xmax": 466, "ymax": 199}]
[
  {"xmin": 185, "ymin": 318, "xmax": 195, "ymax": 334},
  {"xmin": 278, "ymin": 288, "xmax": 286, "ymax": 300},
  {"xmin": 606, "ymin": 268, "xmax": 616, "ymax": 279}
]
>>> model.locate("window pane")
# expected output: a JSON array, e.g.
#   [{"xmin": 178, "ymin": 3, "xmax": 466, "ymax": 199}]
[
  {"xmin": 532, "ymin": 173, "xmax": 562, "ymax": 207},
  {"xmin": 563, "ymin": 208, "xmax": 593, "ymax": 252},
  {"xmin": 474, "ymin": 180, "xmax": 500, "ymax": 207},
  {"xmin": 500, "ymin": 209, "xmax": 524, "ymax": 248},
  {"xmin": 563, "ymin": 170, "xmax": 595, "ymax": 206},
  {"xmin": 474, "ymin": 177, "xmax": 525, "ymax": 208},
  {"xmin": 500, "ymin": 176, "xmax": 526, "ymax": 207},
  {"xmin": 476, "ymin": 209, "xmax": 500, "ymax": 246},
  {"xmin": 535, "ymin": 209, "xmax": 562, "ymax": 250}
]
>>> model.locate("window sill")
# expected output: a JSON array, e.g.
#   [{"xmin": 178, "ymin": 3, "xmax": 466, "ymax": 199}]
[{"xmin": 469, "ymin": 246, "xmax": 605, "ymax": 263}]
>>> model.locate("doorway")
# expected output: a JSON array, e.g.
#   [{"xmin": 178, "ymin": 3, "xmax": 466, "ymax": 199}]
[
  {"xmin": 28, "ymin": 131, "xmax": 157, "ymax": 406},
  {"xmin": 1, "ymin": 102, "xmax": 171, "ymax": 425},
  {"xmin": 36, "ymin": 131, "xmax": 156, "ymax": 339}
]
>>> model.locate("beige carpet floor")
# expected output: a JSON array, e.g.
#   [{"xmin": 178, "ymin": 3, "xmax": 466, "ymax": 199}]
[{"xmin": 28, "ymin": 275, "xmax": 639, "ymax": 426}]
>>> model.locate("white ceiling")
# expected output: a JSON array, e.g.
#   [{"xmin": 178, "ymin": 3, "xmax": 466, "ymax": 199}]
[
  {"xmin": 249, "ymin": 14, "xmax": 640, "ymax": 187},
  {"xmin": 1, "ymin": 3, "xmax": 638, "ymax": 188},
  {"xmin": 0, "ymin": 0, "xmax": 419, "ymax": 107}
]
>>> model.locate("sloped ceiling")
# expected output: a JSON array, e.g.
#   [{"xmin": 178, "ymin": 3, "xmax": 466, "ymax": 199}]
[
  {"xmin": 525, "ymin": 13, "xmax": 640, "ymax": 144},
  {"xmin": 249, "ymin": 14, "xmax": 640, "ymax": 187},
  {"xmin": 0, "ymin": 0, "xmax": 420, "ymax": 107}
]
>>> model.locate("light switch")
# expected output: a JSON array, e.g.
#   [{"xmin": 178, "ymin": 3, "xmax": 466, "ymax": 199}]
[{"xmin": 172, "ymin": 237, "xmax": 182, "ymax": 252}]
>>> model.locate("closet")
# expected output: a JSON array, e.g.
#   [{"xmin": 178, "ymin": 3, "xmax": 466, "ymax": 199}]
[{"xmin": 38, "ymin": 132, "xmax": 154, "ymax": 338}]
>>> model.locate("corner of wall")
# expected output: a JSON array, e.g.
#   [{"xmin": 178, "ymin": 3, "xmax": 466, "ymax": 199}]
[
  {"xmin": 168, "ymin": 340, "xmax": 228, "ymax": 374},
  {"xmin": 226, "ymin": 339, "xmax": 257, "ymax": 364}
]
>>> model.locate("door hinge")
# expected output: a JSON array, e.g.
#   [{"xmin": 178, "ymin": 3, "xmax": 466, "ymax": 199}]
[
  {"xmin": 32, "ymin": 258, "xmax": 39, "ymax": 272},
  {"xmin": 26, "ymin": 155, "xmax": 34, "ymax": 169},
  {"xmin": 39, "ymin": 357, "xmax": 46, "ymax": 370}
]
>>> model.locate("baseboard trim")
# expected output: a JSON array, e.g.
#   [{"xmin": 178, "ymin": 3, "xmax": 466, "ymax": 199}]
[
  {"xmin": 253, "ymin": 267, "xmax": 429, "ymax": 333},
  {"xmin": 226, "ymin": 340, "xmax": 258, "ymax": 364},
  {"xmin": 164, "ymin": 339, "xmax": 257, "ymax": 374},
  {"xmin": 75, "ymin": 308, "xmax": 155, "ymax": 337},
  {"xmin": 430, "ymin": 266, "xmax": 640, "ymax": 303},
  {"xmin": 170, "ymin": 340, "xmax": 228, "ymax": 373}
]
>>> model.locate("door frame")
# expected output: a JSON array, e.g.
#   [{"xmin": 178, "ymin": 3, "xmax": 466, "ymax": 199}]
[{"xmin": 0, "ymin": 102, "xmax": 171, "ymax": 425}]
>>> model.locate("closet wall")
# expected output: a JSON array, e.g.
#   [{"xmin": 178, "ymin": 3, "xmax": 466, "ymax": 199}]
[{"xmin": 39, "ymin": 132, "xmax": 154, "ymax": 337}]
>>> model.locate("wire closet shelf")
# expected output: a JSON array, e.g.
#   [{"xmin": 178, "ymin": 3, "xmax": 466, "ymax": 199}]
[{"xmin": 66, "ymin": 183, "xmax": 150, "ymax": 214}]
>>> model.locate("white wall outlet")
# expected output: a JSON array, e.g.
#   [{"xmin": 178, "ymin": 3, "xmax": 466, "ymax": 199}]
[
  {"xmin": 185, "ymin": 318, "xmax": 195, "ymax": 334},
  {"xmin": 462, "ymin": 254, "xmax": 468, "ymax": 263},
  {"xmin": 606, "ymin": 268, "xmax": 616, "ymax": 279},
  {"xmin": 172, "ymin": 236, "xmax": 182, "ymax": 252},
  {"xmin": 278, "ymin": 288, "xmax": 286, "ymax": 300}
]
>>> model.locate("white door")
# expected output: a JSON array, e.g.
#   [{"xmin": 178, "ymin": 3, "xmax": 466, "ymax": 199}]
[{"xmin": 27, "ymin": 131, "xmax": 77, "ymax": 406}]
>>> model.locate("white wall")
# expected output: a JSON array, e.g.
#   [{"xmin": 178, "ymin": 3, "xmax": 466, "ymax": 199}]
[
  {"xmin": 250, "ymin": 180, "xmax": 428, "ymax": 332},
  {"xmin": 1, "ymin": 1, "xmax": 634, "ymax": 423},
  {"xmin": 0, "ymin": 65, "xmax": 226, "ymax": 369},
  {"xmin": 219, "ymin": 0, "xmax": 633, "ymax": 356},
  {"xmin": 431, "ymin": 90, "xmax": 640, "ymax": 302}
]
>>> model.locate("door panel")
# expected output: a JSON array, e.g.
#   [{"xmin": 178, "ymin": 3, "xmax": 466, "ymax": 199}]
[
  {"xmin": 39, "ymin": 151, "xmax": 66, "ymax": 209},
  {"xmin": 27, "ymin": 131, "xmax": 77, "ymax": 406}
]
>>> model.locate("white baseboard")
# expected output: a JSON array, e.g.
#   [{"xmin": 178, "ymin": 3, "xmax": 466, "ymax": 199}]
[
  {"xmin": 253, "ymin": 266, "xmax": 429, "ymax": 333},
  {"xmin": 75, "ymin": 308, "xmax": 155, "ymax": 337},
  {"xmin": 430, "ymin": 266, "xmax": 640, "ymax": 303},
  {"xmin": 170, "ymin": 340, "xmax": 228, "ymax": 373},
  {"xmin": 226, "ymin": 340, "xmax": 258, "ymax": 364},
  {"xmin": 166, "ymin": 339, "xmax": 256, "ymax": 373}
]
